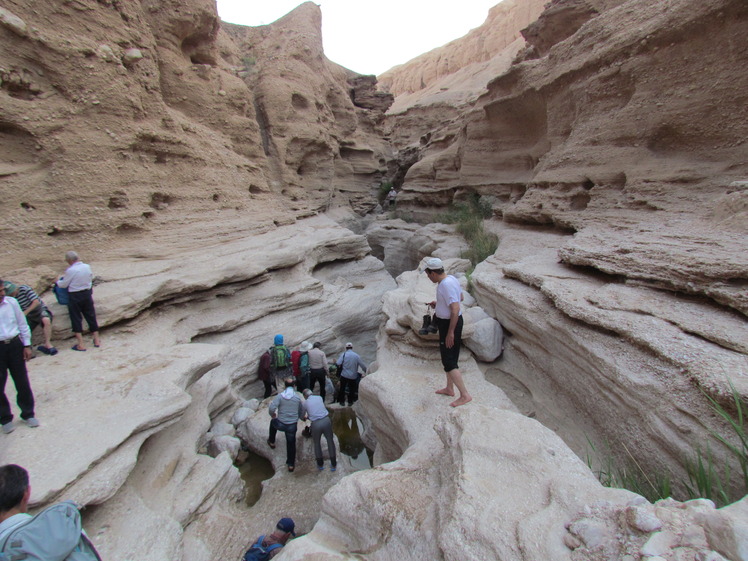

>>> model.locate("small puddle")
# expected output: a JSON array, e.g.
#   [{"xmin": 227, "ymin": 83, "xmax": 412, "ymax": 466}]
[
  {"xmin": 330, "ymin": 407, "xmax": 373, "ymax": 470},
  {"xmin": 237, "ymin": 451, "xmax": 274, "ymax": 506}
]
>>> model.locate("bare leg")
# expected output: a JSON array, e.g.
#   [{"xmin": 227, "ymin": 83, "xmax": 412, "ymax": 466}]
[
  {"xmin": 447, "ymin": 369, "xmax": 472, "ymax": 407},
  {"xmin": 74, "ymin": 332, "xmax": 86, "ymax": 350},
  {"xmin": 92, "ymin": 331, "xmax": 101, "ymax": 347},
  {"xmin": 41, "ymin": 317, "xmax": 53, "ymax": 348}
]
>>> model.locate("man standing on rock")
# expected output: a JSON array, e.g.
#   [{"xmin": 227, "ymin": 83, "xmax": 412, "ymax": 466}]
[
  {"xmin": 424, "ymin": 257, "xmax": 472, "ymax": 407},
  {"xmin": 302, "ymin": 389, "xmax": 337, "ymax": 471},
  {"xmin": 335, "ymin": 342, "xmax": 367, "ymax": 407},
  {"xmin": 267, "ymin": 378, "xmax": 303, "ymax": 472},
  {"xmin": 307, "ymin": 341, "xmax": 329, "ymax": 402},
  {"xmin": 0, "ymin": 280, "xmax": 39, "ymax": 434},
  {"xmin": 56, "ymin": 251, "xmax": 101, "ymax": 351}
]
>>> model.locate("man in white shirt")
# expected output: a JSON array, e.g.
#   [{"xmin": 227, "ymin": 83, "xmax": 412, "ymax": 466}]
[
  {"xmin": 56, "ymin": 251, "xmax": 101, "ymax": 351},
  {"xmin": 424, "ymin": 257, "xmax": 472, "ymax": 408},
  {"xmin": 0, "ymin": 280, "xmax": 38, "ymax": 434}
]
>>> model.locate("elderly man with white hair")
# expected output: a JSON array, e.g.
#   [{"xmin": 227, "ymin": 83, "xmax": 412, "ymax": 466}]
[{"xmin": 56, "ymin": 251, "xmax": 101, "ymax": 351}]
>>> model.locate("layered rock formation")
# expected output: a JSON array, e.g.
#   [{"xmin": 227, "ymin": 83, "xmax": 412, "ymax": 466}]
[{"xmin": 1, "ymin": 0, "xmax": 747, "ymax": 560}]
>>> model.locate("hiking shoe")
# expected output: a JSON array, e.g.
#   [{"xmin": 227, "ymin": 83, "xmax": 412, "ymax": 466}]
[
  {"xmin": 266, "ymin": 439, "xmax": 276, "ymax": 449},
  {"xmin": 418, "ymin": 313, "xmax": 432, "ymax": 335},
  {"xmin": 2, "ymin": 422, "xmax": 15, "ymax": 434},
  {"xmin": 25, "ymin": 418, "xmax": 40, "ymax": 428},
  {"xmin": 318, "ymin": 465, "xmax": 325, "ymax": 471},
  {"xmin": 330, "ymin": 465, "xmax": 337, "ymax": 472}
]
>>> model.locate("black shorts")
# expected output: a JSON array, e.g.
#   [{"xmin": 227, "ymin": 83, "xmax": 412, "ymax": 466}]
[{"xmin": 436, "ymin": 315, "xmax": 463, "ymax": 372}]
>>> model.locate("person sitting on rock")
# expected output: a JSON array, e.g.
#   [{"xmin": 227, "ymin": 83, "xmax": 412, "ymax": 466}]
[
  {"xmin": 267, "ymin": 378, "xmax": 303, "ymax": 472},
  {"xmin": 3, "ymin": 282, "xmax": 56, "ymax": 356},
  {"xmin": 242, "ymin": 517, "xmax": 296, "ymax": 560},
  {"xmin": 335, "ymin": 342, "xmax": 368, "ymax": 407},
  {"xmin": 302, "ymin": 388, "xmax": 337, "ymax": 471}
]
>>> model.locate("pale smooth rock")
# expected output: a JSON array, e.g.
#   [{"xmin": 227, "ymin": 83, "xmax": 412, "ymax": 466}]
[
  {"xmin": 641, "ymin": 531, "xmax": 676, "ymax": 557},
  {"xmin": 0, "ymin": 8, "xmax": 28, "ymax": 37},
  {"xmin": 242, "ymin": 399, "xmax": 260, "ymax": 411},
  {"xmin": 626, "ymin": 505, "xmax": 663, "ymax": 533},
  {"xmin": 569, "ymin": 519, "xmax": 612, "ymax": 549},
  {"xmin": 699, "ymin": 496, "xmax": 748, "ymax": 561},
  {"xmin": 207, "ymin": 436, "xmax": 241, "ymax": 460},
  {"xmin": 122, "ymin": 47, "xmax": 143, "ymax": 65},
  {"xmin": 209, "ymin": 422, "xmax": 235, "ymax": 438},
  {"xmin": 231, "ymin": 407, "xmax": 252, "ymax": 426},
  {"xmin": 97, "ymin": 44, "xmax": 115, "ymax": 62},
  {"xmin": 463, "ymin": 315, "xmax": 504, "ymax": 362}
]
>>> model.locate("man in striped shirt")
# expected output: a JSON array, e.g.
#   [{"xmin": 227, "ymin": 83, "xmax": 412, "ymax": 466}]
[{"xmin": 2, "ymin": 282, "xmax": 56, "ymax": 356}]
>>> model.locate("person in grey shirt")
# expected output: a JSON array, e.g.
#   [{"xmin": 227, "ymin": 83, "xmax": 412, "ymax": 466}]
[
  {"xmin": 267, "ymin": 378, "xmax": 303, "ymax": 472},
  {"xmin": 302, "ymin": 389, "xmax": 337, "ymax": 471},
  {"xmin": 335, "ymin": 342, "xmax": 367, "ymax": 406}
]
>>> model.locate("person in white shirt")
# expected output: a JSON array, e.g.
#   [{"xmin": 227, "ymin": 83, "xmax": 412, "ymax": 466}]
[
  {"xmin": 56, "ymin": 251, "xmax": 101, "ymax": 351},
  {"xmin": 424, "ymin": 257, "xmax": 472, "ymax": 408},
  {"xmin": 302, "ymin": 389, "xmax": 337, "ymax": 471},
  {"xmin": 0, "ymin": 281, "xmax": 38, "ymax": 434}
]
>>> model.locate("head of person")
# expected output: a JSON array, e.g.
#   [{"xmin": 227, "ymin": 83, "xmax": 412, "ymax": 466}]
[
  {"xmin": 423, "ymin": 257, "xmax": 445, "ymax": 280},
  {"xmin": 275, "ymin": 517, "xmax": 296, "ymax": 538},
  {"xmin": 345, "ymin": 342, "xmax": 353, "ymax": 350},
  {"xmin": 2, "ymin": 281, "xmax": 17, "ymax": 298},
  {"xmin": 65, "ymin": 250, "xmax": 79, "ymax": 265},
  {"xmin": 274, "ymin": 334, "xmax": 284, "ymax": 345},
  {"xmin": 0, "ymin": 464, "xmax": 30, "ymax": 516},
  {"xmin": 283, "ymin": 378, "xmax": 295, "ymax": 389},
  {"xmin": 313, "ymin": 342, "xmax": 322, "ymax": 349},
  {"xmin": 300, "ymin": 341, "xmax": 312, "ymax": 353},
  {"xmin": 302, "ymin": 389, "xmax": 312, "ymax": 399}
]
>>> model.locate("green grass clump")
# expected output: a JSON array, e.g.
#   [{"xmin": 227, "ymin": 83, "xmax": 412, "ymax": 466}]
[
  {"xmin": 587, "ymin": 381, "xmax": 747, "ymax": 507},
  {"xmin": 684, "ymin": 383, "xmax": 747, "ymax": 506},
  {"xmin": 437, "ymin": 193, "xmax": 498, "ymax": 270},
  {"xmin": 378, "ymin": 181, "xmax": 393, "ymax": 203}
]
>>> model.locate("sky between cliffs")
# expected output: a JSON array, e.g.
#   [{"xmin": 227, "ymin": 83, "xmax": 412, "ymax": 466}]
[{"xmin": 216, "ymin": 0, "xmax": 503, "ymax": 76}]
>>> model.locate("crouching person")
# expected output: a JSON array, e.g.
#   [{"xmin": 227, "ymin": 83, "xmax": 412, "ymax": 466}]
[{"xmin": 243, "ymin": 517, "xmax": 296, "ymax": 560}]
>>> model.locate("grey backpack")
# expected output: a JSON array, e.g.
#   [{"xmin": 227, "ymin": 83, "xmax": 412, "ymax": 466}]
[{"xmin": 0, "ymin": 500, "xmax": 102, "ymax": 561}]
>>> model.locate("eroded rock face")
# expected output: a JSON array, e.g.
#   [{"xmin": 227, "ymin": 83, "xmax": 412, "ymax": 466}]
[{"xmin": 0, "ymin": 1, "xmax": 392, "ymax": 276}]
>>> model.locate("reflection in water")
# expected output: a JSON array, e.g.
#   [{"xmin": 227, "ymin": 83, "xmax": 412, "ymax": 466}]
[
  {"xmin": 237, "ymin": 451, "xmax": 274, "ymax": 506},
  {"xmin": 330, "ymin": 407, "xmax": 373, "ymax": 471}
]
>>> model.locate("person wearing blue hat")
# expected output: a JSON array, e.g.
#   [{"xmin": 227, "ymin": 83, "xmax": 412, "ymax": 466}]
[
  {"xmin": 269, "ymin": 334, "xmax": 291, "ymax": 387},
  {"xmin": 242, "ymin": 517, "xmax": 296, "ymax": 560}
]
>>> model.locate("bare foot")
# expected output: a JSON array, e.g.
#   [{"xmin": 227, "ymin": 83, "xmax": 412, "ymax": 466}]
[
  {"xmin": 435, "ymin": 388, "xmax": 455, "ymax": 397},
  {"xmin": 450, "ymin": 395, "xmax": 472, "ymax": 407}
]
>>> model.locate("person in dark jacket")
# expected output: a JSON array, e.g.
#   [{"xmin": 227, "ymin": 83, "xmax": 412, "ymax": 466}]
[{"xmin": 257, "ymin": 350, "xmax": 275, "ymax": 399}]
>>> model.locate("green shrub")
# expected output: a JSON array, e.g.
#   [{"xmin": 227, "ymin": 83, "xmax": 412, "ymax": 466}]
[
  {"xmin": 378, "ymin": 181, "xmax": 393, "ymax": 203},
  {"xmin": 437, "ymin": 194, "xmax": 498, "ymax": 270}
]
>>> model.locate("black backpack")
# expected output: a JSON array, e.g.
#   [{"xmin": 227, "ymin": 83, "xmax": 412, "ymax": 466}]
[{"xmin": 242, "ymin": 535, "xmax": 282, "ymax": 561}]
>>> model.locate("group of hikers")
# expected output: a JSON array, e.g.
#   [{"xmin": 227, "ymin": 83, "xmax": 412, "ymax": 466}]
[
  {"xmin": 258, "ymin": 336, "xmax": 368, "ymax": 406},
  {"xmin": 259, "ymin": 336, "xmax": 367, "ymax": 474},
  {"xmin": 1, "ymin": 251, "xmax": 101, "ymax": 435}
]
